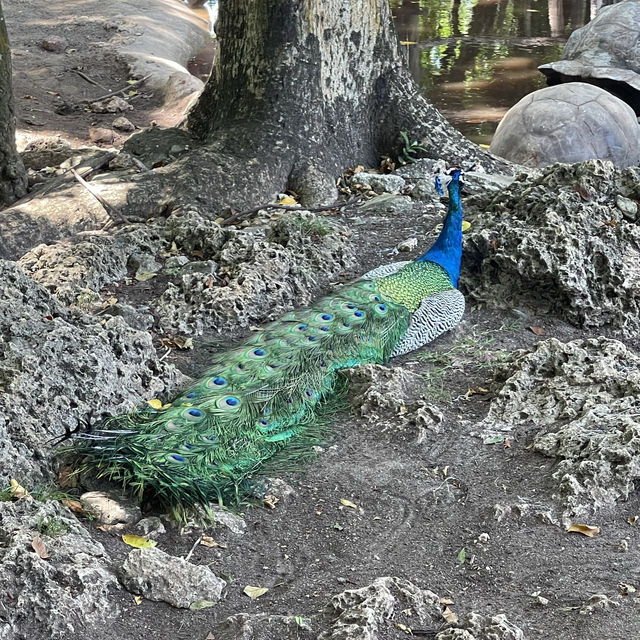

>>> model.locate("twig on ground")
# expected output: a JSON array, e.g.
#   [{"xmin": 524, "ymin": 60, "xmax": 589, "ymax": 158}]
[
  {"xmin": 84, "ymin": 74, "xmax": 151, "ymax": 104},
  {"xmin": 221, "ymin": 195, "xmax": 362, "ymax": 227},
  {"xmin": 132, "ymin": 157, "xmax": 150, "ymax": 173},
  {"xmin": 73, "ymin": 69, "xmax": 107, "ymax": 91},
  {"xmin": 70, "ymin": 167, "xmax": 131, "ymax": 225},
  {"xmin": 184, "ymin": 534, "xmax": 203, "ymax": 562}
]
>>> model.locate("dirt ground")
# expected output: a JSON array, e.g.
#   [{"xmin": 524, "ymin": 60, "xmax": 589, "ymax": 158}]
[
  {"xmin": 6, "ymin": 0, "xmax": 210, "ymax": 151},
  {"xmin": 3, "ymin": 3, "xmax": 640, "ymax": 640}
]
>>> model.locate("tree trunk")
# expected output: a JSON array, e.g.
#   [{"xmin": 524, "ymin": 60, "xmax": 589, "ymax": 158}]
[
  {"xmin": 0, "ymin": 2, "xmax": 26, "ymax": 206},
  {"xmin": 183, "ymin": 0, "xmax": 511, "ymax": 205},
  {"xmin": 0, "ymin": 0, "xmax": 515, "ymax": 259}
]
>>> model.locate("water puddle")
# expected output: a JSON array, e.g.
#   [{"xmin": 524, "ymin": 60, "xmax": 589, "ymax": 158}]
[
  {"xmin": 183, "ymin": 0, "xmax": 617, "ymax": 145},
  {"xmin": 391, "ymin": 0, "xmax": 618, "ymax": 144}
]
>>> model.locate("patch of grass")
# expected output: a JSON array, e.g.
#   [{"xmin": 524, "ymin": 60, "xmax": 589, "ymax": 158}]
[
  {"xmin": 418, "ymin": 325, "xmax": 512, "ymax": 400},
  {"xmin": 0, "ymin": 487, "xmax": 13, "ymax": 502},
  {"xmin": 37, "ymin": 516, "xmax": 69, "ymax": 538},
  {"xmin": 291, "ymin": 217, "xmax": 334, "ymax": 238}
]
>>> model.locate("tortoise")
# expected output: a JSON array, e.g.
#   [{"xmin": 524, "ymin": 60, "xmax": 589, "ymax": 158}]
[
  {"xmin": 538, "ymin": 0, "xmax": 640, "ymax": 114},
  {"xmin": 489, "ymin": 82, "xmax": 640, "ymax": 168}
]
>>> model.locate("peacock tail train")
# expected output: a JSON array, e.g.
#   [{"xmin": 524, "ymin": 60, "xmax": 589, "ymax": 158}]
[{"xmin": 71, "ymin": 167, "xmax": 466, "ymax": 513}]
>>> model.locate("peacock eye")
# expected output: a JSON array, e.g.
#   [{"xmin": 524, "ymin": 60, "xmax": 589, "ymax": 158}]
[
  {"xmin": 186, "ymin": 392, "xmax": 197, "ymax": 399},
  {"xmin": 207, "ymin": 376, "xmax": 227, "ymax": 389},
  {"xmin": 167, "ymin": 453, "xmax": 186, "ymax": 463},
  {"xmin": 253, "ymin": 348, "xmax": 266, "ymax": 357},
  {"xmin": 321, "ymin": 314, "xmax": 332, "ymax": 321},
  {"xmin": 225, "ymin": 396, "xmax": 240, "ymax": 407},
  {"xmin": 354, "ymin": 310, "xmax": 364, "ymax": 318},
  {"xmin": 185, "ymin": 408, "xmax": 204, "ymax": 421}
]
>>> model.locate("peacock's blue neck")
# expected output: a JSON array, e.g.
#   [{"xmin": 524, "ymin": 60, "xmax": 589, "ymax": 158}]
[{"xmin": 416, "ymin": 174, "xmax": 463, "ymax": 287}]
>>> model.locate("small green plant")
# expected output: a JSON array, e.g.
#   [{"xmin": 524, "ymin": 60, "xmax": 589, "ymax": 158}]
[
  {"xmin": 397, "ymin": 131, "xmax": 427, "ymax": 165},
  {"xmin": 0, "ymin": 487, "xmax": 13, "ymax": 502},
  {"xmin": 37, "ymin": 516, "xmax": 69, "ymax": 538},
  {"xmin": 292, "ymin": 217, "xmax": 334, "ymax": 238}
]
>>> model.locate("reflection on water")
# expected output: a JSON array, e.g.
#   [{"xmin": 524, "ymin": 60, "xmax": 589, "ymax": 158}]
[{"xmin": 391, "ymin": 0, "xmax": 614, "ymax": 145}]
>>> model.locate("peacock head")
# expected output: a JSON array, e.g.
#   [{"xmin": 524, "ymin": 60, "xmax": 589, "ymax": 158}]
[{"xmin": 434, "ymin": 164, "xmax": 464, "ymax": 197}]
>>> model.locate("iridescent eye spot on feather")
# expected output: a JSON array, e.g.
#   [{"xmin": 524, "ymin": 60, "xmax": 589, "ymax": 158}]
[
  {"xmin": 216, "ymin": 396, "xmax": 240, "ymax": 409},
  {"xmin": 305, "ymin": 389, "xmax": 317, "ymax": 400},
  {"xmin": 296, "ymin": 324, "xmax": 308, "ymax": 331},
  {"xmin": 167, "ymin": 453, "xmax": 186, "ymax": 463},
  {"xmin": 354, "ymin": 310, "xmax": 364, "ymax": 318},
  {"xmin": 374, "ymin": 304, "xmax": 388, "ymax": 316},
  {"xmin": 165, "ymin": 419, "xmax": 183, "ymax": 432},
  {"xmin": 343, "ymin": 302, "xmax": 356, "ymax": 310},
  {"xmin": 319, "ymin": 313, "xmax": 333, "ymax": 321},
  {"xmin": 184, "ymin": 408, "xmax": 204, "ymax": 421},
  {"xmin": 320, "ymin": 326, "xmax": 329, "ymax": 332},
  {"xmin": 307, "ymin": 335, "xmax": 317, "ymax": 342},
  {"xmin": 369, "ymin": 294, "xmax": 382, "ymax": 302},
  {"xmin": 182, "ymin": 443, "xmax": 194, "ymax": 451},
  {"xmin": 186, "ymin": 392, "xmax": 197, "ymax": 399},
  {"xmin": 207, "ymin": 376, "xmax": 227, "ymax": 389},
  {"xmin": 252, "ymin": 348, "xmax": 266, "ymax": 357},
  {"xmin": 201, "ymin": 435, "xmax": 218, "ymax": 444},
  {"xmin": 263, "ymin": 407, "xmax": 271, "ymax": 415}
]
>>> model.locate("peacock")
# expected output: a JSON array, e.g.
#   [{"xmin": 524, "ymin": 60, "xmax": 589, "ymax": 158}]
[{"xmin": 73, "ymin": 166, "xmax": 466, "ymax": 513}]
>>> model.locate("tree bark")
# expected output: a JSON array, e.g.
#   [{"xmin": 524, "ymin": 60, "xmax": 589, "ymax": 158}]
[
  {"xmin": 0, "ymin": 2, "xmax": 26, "ymax": 206},
  {"xmin": 0, "ymin": 0, "xmax": 515, "ymax": 260},
  {"xmin": 184, "ymin": 0, "xmax": 511, "ymax": 203}
]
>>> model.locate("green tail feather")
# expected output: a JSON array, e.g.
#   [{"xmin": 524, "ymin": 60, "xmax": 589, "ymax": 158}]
[{"xmin": 72, "ymin": 279, "xmax": 411, "ymax": 510}]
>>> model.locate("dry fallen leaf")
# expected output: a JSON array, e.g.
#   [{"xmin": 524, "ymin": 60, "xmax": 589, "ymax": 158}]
[
  {"xmin": 503, "ymin": 439, "xmax": 512, "ymax": 449},
  {"xmin": 263, "ymin": 495, "xmax": 279, "ymax": 509},
  {"xmin": 278, "ymin": 196, "xmax": 297, "ymax": 205},
  {"xmin": 465, "ymin": 386, "xmax": 489, "ymax": 398},
  {"xmin": 133, "ymin": 595, "xmax": 143, "ymax": 605},
  {"xmin": 32, "ymin": 536, "xmax": 49, "ymax": 559},
  {"xmin": 201, "ymin": 535, "xmax": 226, "ymax": 548},
  {"xmin": 190, "ymin": 599, "xmax": 217, "ymax": 610},
  {"xmin": 9, "ymin": 478, "xmax": 31, "ymax": 499},
  {"xmin": 461, "ymin": 220, "xmax": 471, "ymax": 232},
  {"xmin": 340, "ymin": 499, "xmax": 358, "ymax": 509},
  {"xmin": 567, "ymin": 523, "xmax": 600, "ymax": 537},
  {"xmin": 243, "ymin": 585, "xmax": 268, "ymax": 599},
  {"xmin": 62, "ymin": 498, "xmax": 85, "ymax": 514},
  {"xmin": 628, "ymin": 515, "xmax": 638, "ymax": 526},
  {"xmin": 58, "ymin": 466, "xmax": 78, "ymax": 489},
  {"xmin": 147, "ymin": 398, "xmax": 172, "ymax": 410},
  {"xmin": 395, "ymin": 622, "xmax": 412, "ymax": 633},
  {"xmin": 529, "ymin": 326, "xmax": 546, "ymax": 336},
  {"xmin": 442, "ymin": 606, "xmax": 458, "ymax": 624},
  {"xmin": 122, "ymin": 534, "xmax": 157, "ymax": 549},
  {"xmin": 439, "ymin": 597, "xmax": 454, "ymax": 605},
  {"xmin": 135, "ymin": 271, "xmax": 157, "ymax": 282}
]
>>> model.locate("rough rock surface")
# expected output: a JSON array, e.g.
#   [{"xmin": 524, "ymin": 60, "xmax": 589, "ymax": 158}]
[
  {"xmin": 482, "ymin": 337, "xmax": 640, "ymax": 516},
  {"xmin": 0, "ymin": 499, "xmax": 118, "ymax": 640},
  {"xmin": 346, "ymin": 364, "xmax": 444, "ymax": 437},
  {"xmin": 214, "ymin": 614, "xmax": 313, "ymax": 640},
  {"xmin": 435, "ymin": 613, "xmax": 525, "ymax": 640},
  {"xmin": 462, "ymin": 161, "xmax": 640, "ymax": 335},
  {"xmin": 155, "ymin": 212, "xmax": 356, "ymax": 335},
  {"xmin": 0, "ymin": 260, "xmax": 185, "ymax": 485},
  {"xmin": 319, "ymin": 577, "xmax": 442, "ymax": 640},
  {"xmin": 119, "ymin": 547, "xmax": 226, "ymax": 608}
]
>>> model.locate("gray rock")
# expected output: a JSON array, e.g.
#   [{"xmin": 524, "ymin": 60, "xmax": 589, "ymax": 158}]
[
  {"xmin": 41, "ymin": 36, "xmax": 68, "ymax": 53},
  {"xmin": 358, "ymin": 193, "xmax": 413, "ymax": 215},
  {"xmin": 616, "ymin": 193, "xmax": 638, "ymax": 220},
  {"xmin": 462, "ymin": 160, "xmax": 640, "ymax": 335},
  {"xmin": 435, "ymin": 612, "xmax": 525, "ymax": 640},
  {"xmin": 180, "ymin": 259, "xmax": 217, "ymax": 275},
  {"xmin": 90, "ymin": 96, "xmax": 132, "ymax": 114},
  {"xmin": 320, "ymin": 577, "xmax": 442, "ymax": 640},
  {"xmin": 89, "ymin": 127, "xmax": 114, "ymax": 144},
  {"xmin": 0, "ymin": 500, "xmax": 118, "ymax": 639},
  {"xmin": 0, "ymin": 260, "xmax": 185, "ymax": 486},
  {"xmin": 119, "ymin": 547, "xmax": 225, "ymax": 608},
  {"xmin": 350, "ymin": 172, "xmax": 406, "ymax": 193},
  {"xmin": 210, "ymin": 507, "xmax": 247, "ymax": 535},
  {"xmin": 155, "ymin": 212, "xmax": 355, "ymax": 336},
  {"xmin": 101, "ymin": 302, "xmax": 155, "ymax": 331},
  {"xmin": 346, "ymin": 364, "xmax": 426, "ymax": 420},
  {"xmin": 165, "ymin": 255, "xmax": 190, "ymax": 269},
  {"xmin": 482, "ymin": 337, "xmax": 640, "ymax": 517},
  {"xmin": 215, "ymin": 614, "xmax": 312, "ymax": 640},
  {"xmin": 80, "ymin": 491, "xmax": 142, "ymax": 525},
  {"xmin": 579, "ymin": 594, "xmax": 620, "ymax": 615},
  {"xmin": 113, "ymin": 116, "xmax": 135, "ymax": 132},
  {"xmin": 136, "ymin": 516, "xmax": 167, "ymax": 537}
]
